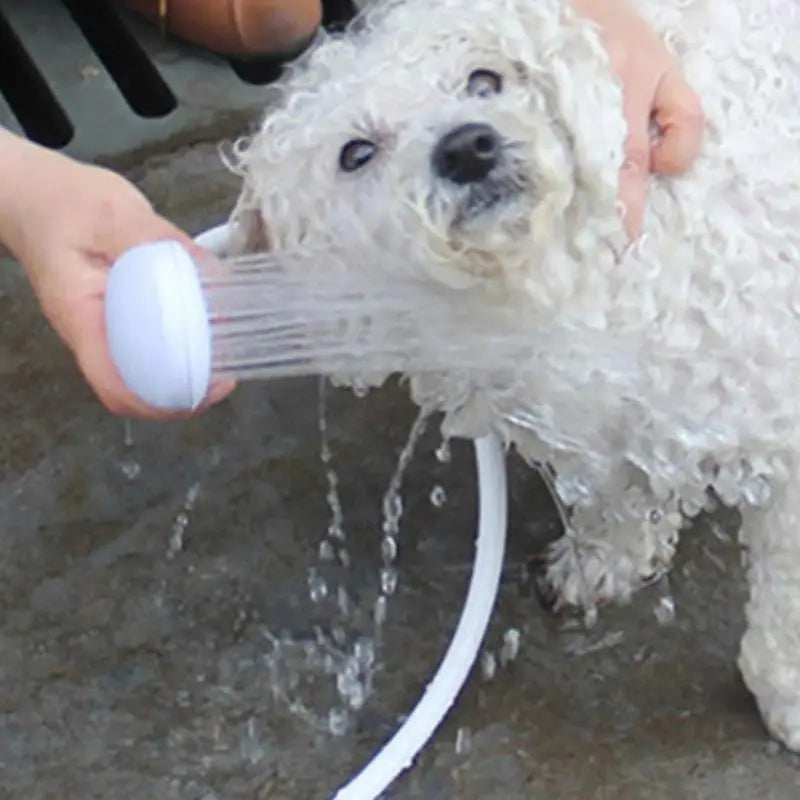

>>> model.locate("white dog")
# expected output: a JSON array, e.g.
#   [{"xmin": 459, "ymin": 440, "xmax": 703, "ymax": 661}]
[{"xmin": 226, "ymin": 0, "xmax": 800, "ymax": 750}]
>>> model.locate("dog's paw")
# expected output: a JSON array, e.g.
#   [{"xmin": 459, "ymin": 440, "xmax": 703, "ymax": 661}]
[
  {"xmin": 534, "ymin": 533, "xmax": 665, "ymax": 614},
  {"xmin": 739, "ymin": 626, "xmax": 800, "ymax": 752},
  {"xmin": 534, "ymin": 535, "xmax": 631, "ymax": 612},
  {"xmin": 758, "ymin": 695, "xmax": 800, "ymax": 753}
]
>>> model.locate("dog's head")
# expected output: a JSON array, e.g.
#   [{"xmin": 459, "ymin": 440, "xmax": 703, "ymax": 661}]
[{"xmin": 229, "ymin": 0, "xmax": 627, "ymax": 296}]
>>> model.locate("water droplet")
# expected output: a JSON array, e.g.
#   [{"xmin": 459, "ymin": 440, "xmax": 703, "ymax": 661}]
[
  {"xmin": 654, "ymin": 594, "xmax": 675, "ymax": 625},
  {"xmin": 713, "ymin": 466, "xmax": 742, "ymax": 506},
  {"xmin": 743, "ymin": 474, "xmax": 772, "ymax": 507},
  {"xmin": 352, "ymin": 382, "xmax": 370, "ymax": 399},
  {"xmin": 455, "ymin": 726, "xmax": 472, "ymax": 755},
  {"xmin": 381, "ymin": 536, "xmax": 398, "ymax": 564},
  {"xmin": 499, "ymin": 628, "xmax": 521, "ymax": 665},
  {"xmin": 320, "ymin": 442, "xmax": 333, "ymax": 464},
  {"xmin": 374, "ymin": 595, "xmax": 388, "ymax": 627},
  {"xmin": 555, "ymin": 474, "xmax": 592, "ymax": 507},
  {"xmin": 167, "ymin": 517, "xmax": 187, "ymax": 557},
  {"xmin": 337, "ymin": 585, "xmax": 350, "ymax": 617},
  {"xmin": 328, "ymin": 707, "xmax": 349, "ymax": 737},
  {"xmin": 338, "ymin": 655, "xmax": 358, "ymax": 681},
  {"xmin": 328, "ymin": 523, "xmax": 345, "ymax": 541},
  {"xmin": 319, "ymin": 540, "xmax": 335, "ymax": 562},
  {"xmin": 323, "ymin": 653, "xmax": 337, "ymax": 675},
  {"xmin": 318, "ymin": 387, "xmax": 348, "ymax": 548},
  {"xmin": 383, "ymin": 492, "xmax": 403, "ymax": 522},
  {"xmin": 185, "ymin": 482, "xmax": 201, "ymax": 510},
  {"xmin": 338, "ymin": 548, "xmax": 351, "ymax": 568},
  {"xmin": 647, "ymin": 508, "xmax": 663, "ymax": 525},
  {"xmin": 435, "ymin": 439, "xmax": 452, "ymax": 464},
  {"xmin": 382, "ymin": 518, "xmax": 400, "ymax": 537},
  {"xmin": 347, "ymin": 680, "xmax": 366, "ymax": 710},
  {"xmin": 380, "ymin": 566, "xmax": 398, "ymax": 596},
  {"xmin": 123, "ymin": 419, "xmax": 134, "ymax": 447},
  {"xmin": 308, "ymin": 569, "xmax": 328, "ymax": 603},
  {"xmin": 583, "ymin": 606, "xmax": 598, "ymax": 629},
  {"xmin": 337, "ymin": 672, "xmax": 360, "ymax": 704},
  {"xmin": 429, "ymin": 485, "xmax": 447, "ymax": 508},
  {"xmin": 303, "ymin": 641, "xmax": 321, "ymax": 666},
  {"xmin": 354, "ymin": 637, "xmax": 375, "ymax": 669},
  {"xmin": 480, "ymin": 650, "xmax": 497, "ymax": 681},
  {"xmin": 119, "ymin": 460, "xmax": 141, "ymax": 480},
  {"xmin": 708, "ymin": 520, "xmax": 731, "ymax": 542}
]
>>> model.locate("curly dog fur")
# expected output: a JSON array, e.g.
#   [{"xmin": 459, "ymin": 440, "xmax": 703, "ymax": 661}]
[{"xmin": 226, "ymin": 0, "xmax": 800, "ymax": 750}]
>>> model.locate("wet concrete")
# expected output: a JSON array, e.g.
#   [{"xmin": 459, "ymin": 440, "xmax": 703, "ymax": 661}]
[{"xmin": 2, "ymin": 143, "xmax": 800, "ymax": 799}]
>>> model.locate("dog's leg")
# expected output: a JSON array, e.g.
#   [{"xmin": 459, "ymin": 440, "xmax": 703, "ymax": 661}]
[
  {"xmin": 538, "ymin": 475, "xmax": 685, "ymax": 613},
  {"xmin": 738, "ymin": 480, "xmax": 800, "ymax": 752}
]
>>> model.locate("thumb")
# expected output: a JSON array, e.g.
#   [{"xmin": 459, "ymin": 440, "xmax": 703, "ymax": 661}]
[
  {"xmin": 75, "ymin": 322, "xmax": 200, "ymax": 420},
  {"xmin": 650, "ymin": 68, "xmax": 704, "ymax": 175},
  {"xmin": 102, "ymin": 203, "xmax": 196, "ymax": 264}
]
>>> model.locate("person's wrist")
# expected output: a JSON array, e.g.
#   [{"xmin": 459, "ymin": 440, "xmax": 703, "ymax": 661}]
[{"xmin": 0, "ymin": 129, "xmax": 62, "ymax": 266}]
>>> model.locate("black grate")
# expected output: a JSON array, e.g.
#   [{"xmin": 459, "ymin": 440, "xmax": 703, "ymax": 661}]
[
  {"xmin": 0, "ymin": 0, "xmax": 359, "ymax": 150},
  {"xmin": 323, "ymin": 0, "xmax": 359, "ymax": 31},
  {"xmin": 60, "ymin": 0, "xmax": 177, "ymax": 119},
  {"xmin": 0, "ymin": 8, "xmax": 74, "ymax": 148}
]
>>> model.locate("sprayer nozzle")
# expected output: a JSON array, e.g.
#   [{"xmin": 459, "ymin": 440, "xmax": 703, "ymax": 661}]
[{"xmin": 105, "ymin": 240, "xmax": 212, "ymax": 411}]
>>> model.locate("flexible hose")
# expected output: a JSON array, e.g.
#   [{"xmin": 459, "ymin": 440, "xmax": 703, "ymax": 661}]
[{"xmin": 332, "ymin": 434, "xmax": 507, "ymax": 799}]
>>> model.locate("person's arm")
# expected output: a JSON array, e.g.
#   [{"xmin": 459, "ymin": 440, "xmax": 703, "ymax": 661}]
[
  {"xmin": 570, "ymin": 0, "xmax": 705, "ymax": 237},
  {"xmin": 0, "ymin": 127, "xmax": 233, "ymax": 418},
  {"xmin": 0, "ymin": 127, "xmax": 40, "ymax": 257}
]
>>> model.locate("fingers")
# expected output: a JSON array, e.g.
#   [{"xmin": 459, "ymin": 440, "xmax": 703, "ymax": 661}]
[
  {"xmin": 204, "ymin": 380, "xmax": 237, "ymax": 407},
  {"xmin": 102, "ymin": 203, "xmax": 195, "ymax": 263},
  {"xmin": 77, "ymin": 334, "xmax": 236, "ymax": 421},
  {"xmin": 618, "ymin": 86, "xmax": 653, "ymax": 239},
  {"xmin": 76, "ymin": 334, "xmax": 195, "ymax": 421},
  {"xmin": 619, "ymin": 66, "xmax": 704, "ymax": 239},
  {"xmin": 650, "ymin": 68, "xmax": 705, "ymax": 175}
]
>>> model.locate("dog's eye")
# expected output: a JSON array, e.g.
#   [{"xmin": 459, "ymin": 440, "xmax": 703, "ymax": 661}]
[
  {"xmin": 466, "ymin": 69, "xmax": 503, "ymax": 97},
  {"xmin": 339, "ymin": 139, "xmax": 376, "ymax": 172}
]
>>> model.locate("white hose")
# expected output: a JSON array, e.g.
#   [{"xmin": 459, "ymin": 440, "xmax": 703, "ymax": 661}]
[
  {"xmin": 194, "ymin": 224, "xmax": 509, "ymax": 800},
  {"xmin": 193, "ymin": 223, "xmax": 231, "ymax": 254},
  {"xmin": 333, "ymin": 434, "xmax": 508, "ymax": 799}
]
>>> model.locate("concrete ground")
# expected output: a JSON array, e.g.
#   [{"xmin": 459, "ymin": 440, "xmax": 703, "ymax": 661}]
[{"xmin": 3, "ymin": 7, "xmax": 800, "ymax": 800}]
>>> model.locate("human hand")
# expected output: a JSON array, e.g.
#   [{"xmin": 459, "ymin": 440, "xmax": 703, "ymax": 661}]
[
  {"xmin": 571, "ymin": 0, "xmax": 705, "ymax": 238},
  {"xmin": 0, "ymin": 131, "xmax": 234, "ymax": 419}
]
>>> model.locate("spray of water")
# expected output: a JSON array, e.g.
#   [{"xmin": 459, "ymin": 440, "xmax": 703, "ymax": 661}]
[
  {"xmin": 258, "ymin": 380, "xmax": 438, "ymax": 735},
  {"xmin": 188, "ymin": 246, "xmax": 688, "ymax": 728},
  {"xmin": 189, "ymin": 248, "xmax": 648, "ymax": 393}
]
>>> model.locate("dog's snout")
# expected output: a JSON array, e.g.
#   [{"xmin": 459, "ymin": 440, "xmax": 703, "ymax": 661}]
[{"xmin": 432, "ymin": 122, "xmax": 501, "ymax": 184}]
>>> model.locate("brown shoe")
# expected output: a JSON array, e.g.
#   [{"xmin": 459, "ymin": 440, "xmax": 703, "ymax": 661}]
[{"xmin": 122, "ymin": 0, "xmax": 322, "ymax": 57}]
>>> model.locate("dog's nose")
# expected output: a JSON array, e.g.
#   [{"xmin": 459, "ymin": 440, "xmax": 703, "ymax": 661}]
[{"xmin": 432, "ymin": 123, "xmax": 501, "ymax": 184}]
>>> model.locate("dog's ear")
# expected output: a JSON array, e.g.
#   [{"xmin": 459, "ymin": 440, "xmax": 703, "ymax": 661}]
[{"xmin": 228, "ymin": 185, "xmax": 271, "ymax": 255}]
